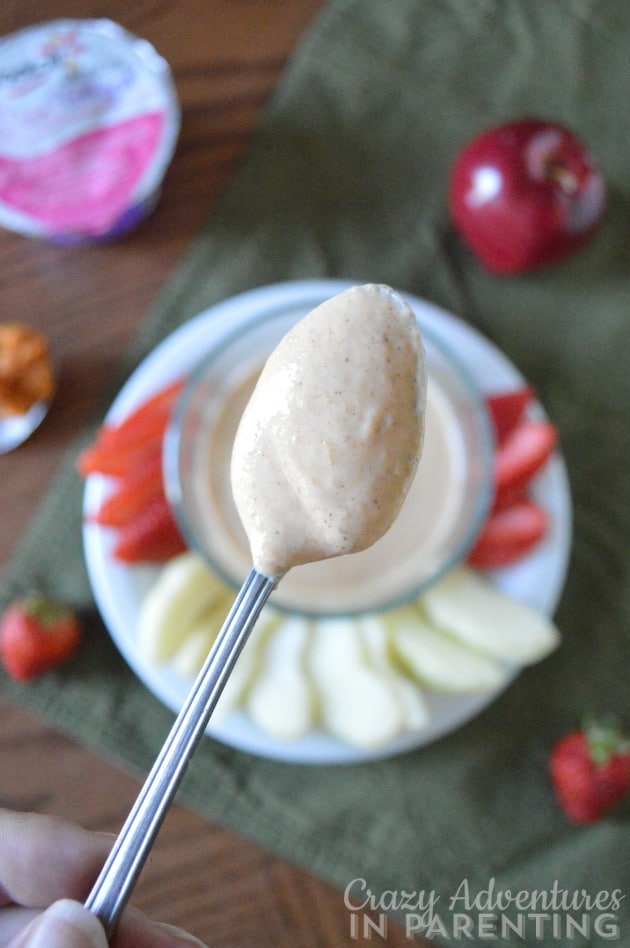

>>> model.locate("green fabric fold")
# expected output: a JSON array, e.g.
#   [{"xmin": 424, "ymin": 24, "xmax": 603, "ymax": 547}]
[{"xmin": 2, "ymin": 2, "xmax": 628, "ymax": 945}]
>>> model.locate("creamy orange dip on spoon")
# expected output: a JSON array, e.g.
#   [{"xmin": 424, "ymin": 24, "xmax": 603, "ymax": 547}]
[{"xmin": 230, "ymin": 284, "xmax": 427, "ymax": 580}]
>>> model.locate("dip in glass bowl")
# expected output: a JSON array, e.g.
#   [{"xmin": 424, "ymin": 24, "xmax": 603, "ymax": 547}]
[{"xmin": 164, "ymin": 289, "xmax": 494, "ymax": 617}]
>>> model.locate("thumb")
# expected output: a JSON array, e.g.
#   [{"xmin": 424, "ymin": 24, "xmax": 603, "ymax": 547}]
[{"xmin": 8, "ymin": 899, "xmax": 108, "ymax": 948}]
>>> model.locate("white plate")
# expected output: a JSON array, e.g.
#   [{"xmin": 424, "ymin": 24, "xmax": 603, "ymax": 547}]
[{"xmin": 83, "ymin": 280, "xmax": 572, "ymax": 764}]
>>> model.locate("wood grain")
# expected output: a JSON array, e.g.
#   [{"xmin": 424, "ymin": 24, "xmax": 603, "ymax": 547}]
[{"xmin": 0, "ymin": 3, "xmax": 429, "ymax": 944}]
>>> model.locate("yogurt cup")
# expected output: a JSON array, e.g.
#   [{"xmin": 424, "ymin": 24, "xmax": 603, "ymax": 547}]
[{"xmin": 0, "ymin": 19, "xmax": 180, "ymax": 242}]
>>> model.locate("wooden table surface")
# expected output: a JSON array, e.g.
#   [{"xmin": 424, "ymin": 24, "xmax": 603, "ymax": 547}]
[{"xmin": 0, "ymin": 3, "xmax": 429, "ymax": 945}]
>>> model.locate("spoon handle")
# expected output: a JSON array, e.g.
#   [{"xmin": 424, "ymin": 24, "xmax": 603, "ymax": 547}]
[{"xmin": 85, "ymin": 568, "xmax": 276, "ymax": 939}]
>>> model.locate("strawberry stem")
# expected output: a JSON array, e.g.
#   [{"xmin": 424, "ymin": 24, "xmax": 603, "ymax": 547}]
[
  {"xmin": 584, "ymin": 715, "xmax": 630, "ymax": 766},
  {"xmin": 23, "ymin": 595, "xmax": 72, "ymax": 626}
]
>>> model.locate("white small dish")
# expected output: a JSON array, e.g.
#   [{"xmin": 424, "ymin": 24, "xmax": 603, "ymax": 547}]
[
  {"xmin": 83, "ymin": 280, "xmax": 572, "ymax": 764},
  {"xmin": 0, "ymin": 401, "xmax": 49, "ymax": 454}
]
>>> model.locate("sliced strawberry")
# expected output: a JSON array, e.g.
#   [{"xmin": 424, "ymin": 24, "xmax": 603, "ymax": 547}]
[
  {"xmin": 77, "ymin": 438, "xmax": 162, "ymax": 479},
  {"xmin": 112, "ymin": 493, "xmax": 187, "ymax": 563},
  {"xmin": 486, "ymin": 386, "xmax": 534, "ymax": 444},
  {"xmin": 76, "ymin": 378, "xmax": 182, "ymax": 478},
  {"xmin": 467, "ymin": 498, "xmax": 549, "ymax": 569},
  {"xmin": 0, "ymin": 597, "xmax": 82, "ymax": 681},
  {"xmin": 491, "ymin": 483, "xmax": 529, "ymax": 513},
  {"xmin": 494, "ymin": 419, "xmax": 557, "ymax": 507},
  {"xmin": 98, "ymin": 378, "xmax": 183, "ymax": 449},
  {"xmin": 91, "ymin": 452, "xmax": 164, "ymax": 527},
  {"xmin": 96, "ymin": 416, "xmax": 167, "ymax": 455}
]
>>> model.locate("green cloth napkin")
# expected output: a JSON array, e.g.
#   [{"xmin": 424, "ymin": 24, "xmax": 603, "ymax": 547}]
[{"xmin": 2, "ymin": 1, "xmax": 629, "ymax": 945}]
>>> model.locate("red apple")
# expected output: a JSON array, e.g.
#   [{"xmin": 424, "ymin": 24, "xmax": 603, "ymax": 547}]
[{"xmin": 449, "ymin": 118, "xmax": 606, "ymax": 274}]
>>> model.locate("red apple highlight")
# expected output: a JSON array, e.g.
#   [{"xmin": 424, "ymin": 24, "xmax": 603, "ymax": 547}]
[{"xmin": 449, "ymin": 118, "xmax": 606, "ymax": 274}]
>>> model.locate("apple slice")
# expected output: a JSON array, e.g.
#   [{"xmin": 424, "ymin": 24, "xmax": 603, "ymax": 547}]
[
  {"xmin": 212, "ymin": 608, "xmax": 281, "ymax": 723},
  {"xmin": 359, "ymin": 617, "xmax": 429, "ymax": 731},
  {"xmin": 388, "ymin": 607, "xmax": 506, "ymax": 693},
  {"xmin": 423, "ymin": 567, "xmax": 560, "ymax": 664},
  {"xmin": 171, "ymin": 621, "xmax": 218, "ymax": 679},
  {"xmin": 171, "ymin": 602, "xmax": 274, "ymax": 682},
  {"xmin": 309, "ymin": 620, "xmax": 407, "ymax": 749},
  {"xmin": 138, "ymin": 552, "xmax": 229, "ymax": 664},
  {"xmin": 171, "ymin": 604, "xmax": 280, "ymax": 723},
  {"xmin": 246, "ymin": 617, "xmax": 316, "ymax": 741}
]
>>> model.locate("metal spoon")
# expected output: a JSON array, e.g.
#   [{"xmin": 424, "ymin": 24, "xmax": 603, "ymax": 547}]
[{"xmin": 84, "ymin": 568, "xmax": 276, "ymax": 939}]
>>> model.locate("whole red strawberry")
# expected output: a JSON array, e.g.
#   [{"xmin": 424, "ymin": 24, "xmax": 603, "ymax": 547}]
[
  {"xmin": 549, "ymin": 717, "xmax": 630, "ymax": 823},
  {"xmin": 0, "ymin": 596, "xmax": 82, "ymax": 681}
]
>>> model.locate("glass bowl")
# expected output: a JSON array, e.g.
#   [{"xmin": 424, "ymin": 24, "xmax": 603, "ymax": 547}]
[{"xmin": 164, "ymin": 301, "xmax": 494, "ymax": 617}]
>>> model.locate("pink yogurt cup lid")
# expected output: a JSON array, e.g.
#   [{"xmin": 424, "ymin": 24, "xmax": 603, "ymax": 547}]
[{"xmin": 0, "ymin": 19, "xmax": 180, "ymax": 242}]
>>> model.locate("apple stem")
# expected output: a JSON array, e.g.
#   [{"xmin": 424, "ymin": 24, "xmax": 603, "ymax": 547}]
[{"xmin": 545, "ymin": 160, "xmax": 579, "ymax": 194}]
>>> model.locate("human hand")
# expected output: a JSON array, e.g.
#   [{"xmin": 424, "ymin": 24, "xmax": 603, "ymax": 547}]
[{"xmin": 0, "ymin": 809, "xmax": 206, "ymax": 947}]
